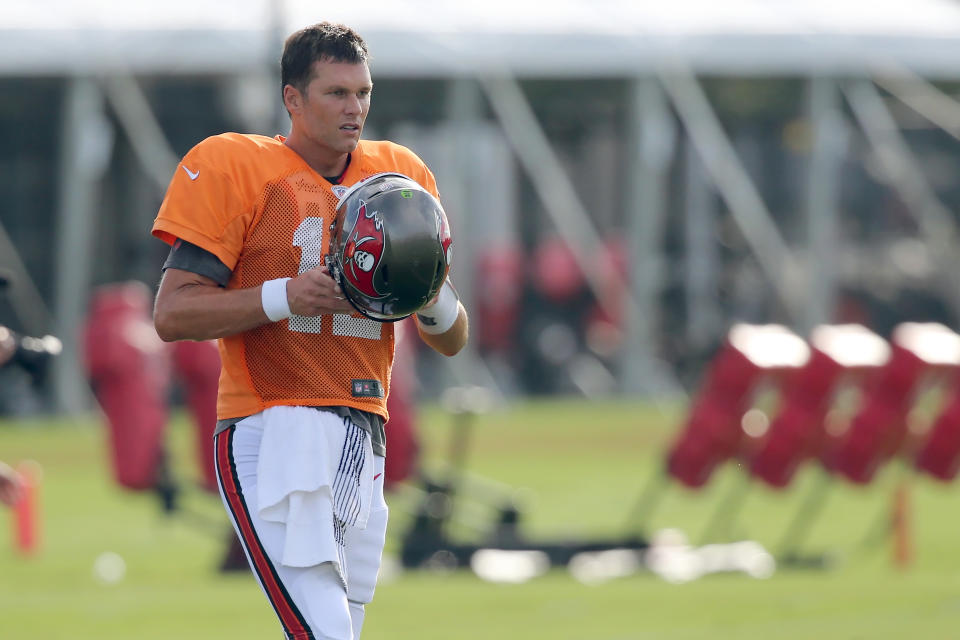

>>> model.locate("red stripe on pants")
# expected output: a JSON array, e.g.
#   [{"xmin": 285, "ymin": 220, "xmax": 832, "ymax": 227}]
[{"xmin": 215, "ymin": 428, "xmax": 311, "ymax": 639}]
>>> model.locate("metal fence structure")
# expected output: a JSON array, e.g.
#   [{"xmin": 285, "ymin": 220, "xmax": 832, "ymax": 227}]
[{"xmin": 3, "ymin": 1, "xmax": 960, "ymax": 412}]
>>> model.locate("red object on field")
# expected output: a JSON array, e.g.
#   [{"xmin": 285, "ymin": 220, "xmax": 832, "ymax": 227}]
[
  {"xmin": 667, "ymin": 324, "xmax": 810, "ymax": 488},
  {"xmin": 532, "ymin": 235, "xmax": 585, "ymax": 304},
  {"xmin": 474, "ymin": 245, "xmax": 523, "ymax": 354},
  {"xmin": 384, "ymin": 319, "xmax": 420, "ymax": 488},
  {"xmin": 171, "ymin": 340, "xmax": 221, "ymax": 493},
  {"xmin": 583, "ymin": 237, "xmax": 630, "ymax": 358},
  {"xmin": 750, "ymin": 325, "xmax": 890, "ymax": 488},
  {"xmin": 914, "ymin": 379, "xmax": 960, "ymax": 481},
  {"xmin": 13, "ymin": 461, "xmax": 41, "ymax": 555},
  {"xmin": 826, "ymin": 323, "xmax": 960, "ymax": 484},
  {"xmin": 83, "ymin": 281, "xmax": 171, "ymax": 491}
]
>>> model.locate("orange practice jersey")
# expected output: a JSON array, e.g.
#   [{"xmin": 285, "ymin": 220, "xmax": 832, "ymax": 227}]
[{"xmin": 152, "ymin": 133, "xmax": 441, "ymax": 421}]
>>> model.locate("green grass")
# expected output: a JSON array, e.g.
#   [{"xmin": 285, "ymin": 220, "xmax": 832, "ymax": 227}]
[{"xmin": 1, "ymin": 397, "xmax": 959, "ymax": 639}]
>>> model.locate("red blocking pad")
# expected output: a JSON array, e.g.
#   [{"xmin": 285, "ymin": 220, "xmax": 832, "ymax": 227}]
[
  {"xmin": 667, "ymin": 324, "xmax": 809, "ymax": 488},
  {"xmin": 914, "ymin": 380, "xmax": 960, "ymax": 481},
  {"xmin": 82, "ymin": 282, "xmax": 172, "ymax": 491},
  {"xmin": 750, "ymin": 324, "xmax": 890, "ymax": 488},
  {"xmin": 826, "ymin": 323, "xmax": 960, "ymax": 484}
]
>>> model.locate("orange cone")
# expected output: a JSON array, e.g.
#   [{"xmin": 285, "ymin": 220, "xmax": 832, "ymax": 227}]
[{"xmin": 13, "ymin": 461, "xmax": 41, "ymax": 555}]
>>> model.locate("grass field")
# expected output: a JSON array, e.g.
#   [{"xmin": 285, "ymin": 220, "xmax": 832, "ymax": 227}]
[{"xmin": 2, "ymin": 397, "xmax": 960, "ymax": 639}]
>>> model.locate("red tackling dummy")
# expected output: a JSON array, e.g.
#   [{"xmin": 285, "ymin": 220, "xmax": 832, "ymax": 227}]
[{"xmin": 82, "ymin": 281, "xmax": 220, "ymax": 494}]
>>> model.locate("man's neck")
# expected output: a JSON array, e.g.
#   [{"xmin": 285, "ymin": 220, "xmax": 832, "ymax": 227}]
[
  {"xmin": 323, "ymin": 154, "xmax": 352, "ymax": 185},
  {"xmin": 283, "ymin": 135, "xmax": 350, "ymax": 178}
]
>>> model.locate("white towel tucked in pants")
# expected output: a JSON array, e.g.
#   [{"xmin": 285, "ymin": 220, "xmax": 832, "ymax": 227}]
[{"xmin": 216, "ymin": 406, "xmax": 388, "ymax": 640}]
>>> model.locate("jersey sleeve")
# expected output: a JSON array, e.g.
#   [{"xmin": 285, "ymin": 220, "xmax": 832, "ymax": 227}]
[
  {"xmin": 163, "ymin": 239, "xmax": 233, "ymax": 286},
  {"xmin": 363, "ymin": 140, "xmax": 442, "ymax": 202},
  {"xmin": 151, "ymin": 138, "xmax": 253, "ymax": 271}
]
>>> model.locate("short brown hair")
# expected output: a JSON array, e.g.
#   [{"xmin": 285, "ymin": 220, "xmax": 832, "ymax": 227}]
[{"xmin": 281, "ymin": 22, "xmax": 369, "ymax": 96}]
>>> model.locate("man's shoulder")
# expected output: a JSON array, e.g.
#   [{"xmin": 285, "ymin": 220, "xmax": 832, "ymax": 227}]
[
  {"xmin": 357, "ymin": 139, "xmax": 427, "ymax": 171},
  {"xmin": 189, "ymin": 132, "xmax": 287, "ymax": 164},
  {"xmin": 179, "ymin": 133, "xmax": 301, "ymax": 195}
]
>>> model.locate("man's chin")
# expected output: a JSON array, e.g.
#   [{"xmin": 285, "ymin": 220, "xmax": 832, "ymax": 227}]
[{"xmin": 338, "ymin": 132, "xmax": 362, "ymax": 153}]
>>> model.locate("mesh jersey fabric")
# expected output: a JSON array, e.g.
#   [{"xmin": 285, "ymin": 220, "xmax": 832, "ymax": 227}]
[{"xmin": 152, "ymin": 133, "xmax": 441, "ymax": 421}]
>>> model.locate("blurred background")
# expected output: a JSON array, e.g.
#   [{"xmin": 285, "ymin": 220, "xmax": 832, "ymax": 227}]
[
  {"xmin": 4, "ymin": 1, "xmax": 960, "ymax": 638},
  {"xmin": 3, "ymin": 0, "xmax": 960, "ymax": 414}
]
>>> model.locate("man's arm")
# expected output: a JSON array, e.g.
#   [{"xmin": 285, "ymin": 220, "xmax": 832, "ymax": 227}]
[
  {"xmin": 154, "ymin": 266, "xmax": 355, "ymax": 342},
  {"xmin": 416, "ymin": 302, "xmax": 468, "ymax": 356},
  {"xmin": 414, "ymin": 280, "xmax": 468, "ymax": 356}
]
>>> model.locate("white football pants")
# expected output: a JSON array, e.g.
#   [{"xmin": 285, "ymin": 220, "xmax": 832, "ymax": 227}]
[{"xmin": 215, "ymin": 416, "xmax": 388, "ymax": 640}]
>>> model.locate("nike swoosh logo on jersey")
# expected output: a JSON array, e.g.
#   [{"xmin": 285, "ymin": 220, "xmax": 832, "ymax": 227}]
[
  {"xmin": 181, "ymin": 165, "xmax": 200, "ymax": 180},
  {"xmin": 374, "ymin": 473, "xmax": 382, "ymax": 481}
]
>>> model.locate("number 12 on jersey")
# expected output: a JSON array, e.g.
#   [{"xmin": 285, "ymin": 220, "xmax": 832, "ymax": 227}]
[{"xmin": 290, "ymin": 217, "xmax": 382, "ymax": 340}]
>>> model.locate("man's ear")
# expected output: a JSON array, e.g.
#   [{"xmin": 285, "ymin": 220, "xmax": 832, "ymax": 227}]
[{"xmin": 282, "ymin": 84, "xmax": 302, "ymax": 114}]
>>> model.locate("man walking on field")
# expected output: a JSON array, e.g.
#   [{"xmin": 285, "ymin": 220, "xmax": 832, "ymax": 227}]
[{"xmin": 151, "ymin": 21, "xmax": 467, "ymax": 639}]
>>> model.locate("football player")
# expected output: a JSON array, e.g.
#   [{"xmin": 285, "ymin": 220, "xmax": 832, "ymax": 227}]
[{"xmin": 151, "ymin": 22, "xmax": 468, "ymax": 640}]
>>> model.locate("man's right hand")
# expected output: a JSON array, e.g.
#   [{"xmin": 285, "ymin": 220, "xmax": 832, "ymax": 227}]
[
  {"xmin": 155, "ymin": 265, "xmax": 358, "ymax": 343},
  {"xmin": 287, "ymin": 266, "xmax": 355, "ymax": 317}
]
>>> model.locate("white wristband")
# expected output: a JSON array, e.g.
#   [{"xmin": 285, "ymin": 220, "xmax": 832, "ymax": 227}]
[
  {"xmin": 416, "ymin": 281, "xmax": 458, "ymax": 334},
  {"xmin": 261, "ymin": 277, "xmax": 292, "ymax": 322}
]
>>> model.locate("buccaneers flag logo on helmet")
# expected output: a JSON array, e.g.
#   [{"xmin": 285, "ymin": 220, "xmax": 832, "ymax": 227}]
[
  {"xmin": 328, "ymin": 172, "xmax": 452, "ymax": 322},
  {"xmin": 342, "ymin": 201, "xmax": 386, "ymax": 299}
]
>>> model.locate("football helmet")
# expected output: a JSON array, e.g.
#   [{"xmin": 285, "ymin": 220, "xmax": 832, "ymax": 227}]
[{"xmin": 327, "ymin": 172, "xmax": 452, "ymax": 321}]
